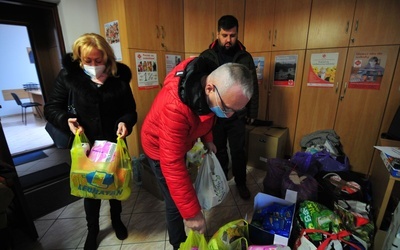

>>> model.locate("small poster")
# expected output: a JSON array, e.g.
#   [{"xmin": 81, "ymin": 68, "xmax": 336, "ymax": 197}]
[
  {"xmin": 135, "ymin": 52, "xmax": 159, "ymax": 90},
  {"xmin": 253, "ymin": 56, "xmax": 265, "ymax": 85},
  {"xmin": 307, "ymin": 53, "xmax": 339, "ymax": 87},
  {"xmin": 349, "ymin": 51, "xmax": 387, "ymax": 90},
  {"xmin": 273, "ymin": 55, "xmax": 298, "ymax": 87},
  {"xmin": 165, "ymin": 54, "xmax": 182, "ymax": 75},
  {"xmin": 104, "ymin": 20, "xmax": 122, "ymax": 61}
]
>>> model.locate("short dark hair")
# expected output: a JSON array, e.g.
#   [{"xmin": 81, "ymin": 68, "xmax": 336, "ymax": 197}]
[{"xmin": 218, "ymin": 15, "xmax": 239, "ymax": 32}]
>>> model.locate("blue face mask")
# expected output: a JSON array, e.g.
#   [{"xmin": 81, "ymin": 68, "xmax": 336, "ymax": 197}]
[{"xmin": 209, "ymin": 106, "xmax": 228, "ymax": 118}]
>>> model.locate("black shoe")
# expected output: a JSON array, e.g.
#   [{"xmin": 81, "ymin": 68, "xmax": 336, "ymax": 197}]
[
  {"xmin": 112, "ymin": 220, "xmax": 128, "ymax": 240},
  {"xmin": 236, "ymin": 185, "xmax": 251, "ymax": 200},
  {"xmin": 84, "ymin": 230, "xmax": 98, "ymax": 250}
]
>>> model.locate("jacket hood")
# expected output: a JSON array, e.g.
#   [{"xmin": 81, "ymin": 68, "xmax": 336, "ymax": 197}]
[{"xmin": 177, "ymin": 57, "xmax": 218, "ymax": 115}]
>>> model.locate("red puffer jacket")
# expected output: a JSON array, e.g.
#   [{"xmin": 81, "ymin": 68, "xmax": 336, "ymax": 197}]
[{"xmin": 141, "ymin": 57, "xmax": 215, "ymax": 219}]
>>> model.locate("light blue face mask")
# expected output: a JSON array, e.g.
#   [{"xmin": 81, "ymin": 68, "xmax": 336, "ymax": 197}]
[{"xmin": 210, "ymin": 105, "xmax": 228, "ymax": 118}]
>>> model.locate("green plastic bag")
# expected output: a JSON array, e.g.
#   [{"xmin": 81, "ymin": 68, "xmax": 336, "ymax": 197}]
[
  {"xmin": 70, "ymin": 132, "xmax": 132, "ymax": 200},
  {"xmin": 208, "ymin": 219, "xmax": 249, "ymax": 250},
  {"xmin": 179, "ymin": 230, "xmax": 208, "ymax": 250}
]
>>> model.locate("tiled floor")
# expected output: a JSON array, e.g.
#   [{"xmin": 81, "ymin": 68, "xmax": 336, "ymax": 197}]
[
  {"xmin": 2, "ymin": 113, "xmax": 268, "ymax": 250},
  {"xmin": 10, "ymin": 166, "xmax": 266, "ymax": 250}
]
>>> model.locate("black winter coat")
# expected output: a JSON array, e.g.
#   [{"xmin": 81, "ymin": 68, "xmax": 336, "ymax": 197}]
[{"xmin": 44, "ymin": 53, "xmax": 137, "ymax": 144}]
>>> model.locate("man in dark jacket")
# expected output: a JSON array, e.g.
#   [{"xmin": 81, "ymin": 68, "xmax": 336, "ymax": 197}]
[{"xmin": 199, "ymin": 15, "xmax": 259, "ymax": 200}]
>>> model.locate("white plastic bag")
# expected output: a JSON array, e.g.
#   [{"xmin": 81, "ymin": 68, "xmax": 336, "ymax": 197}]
[{"xmin": 194, "ymin": 152, "xmax": 229, "ymax": 210}]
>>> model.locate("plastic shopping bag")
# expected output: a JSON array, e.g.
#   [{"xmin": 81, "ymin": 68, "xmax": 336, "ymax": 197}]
[
  {"xmin": 69, "ymin": 132, "xmax": 132, "ymax": 200},
  {"xmin": 179, "ymin": 229, "xmax": 208, "ymax": 250},
  {"xmin": 208, "ymin": 219, "xmax": 249, "ymax": 250},
  {"xmin": 194, "ymin": 152, "xmax": 229, "ymax": 210}
]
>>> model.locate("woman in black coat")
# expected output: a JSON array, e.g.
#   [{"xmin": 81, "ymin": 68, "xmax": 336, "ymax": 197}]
[{"xmin": 44, "ymin": 33, "xmax": 137, "ymax": 250}]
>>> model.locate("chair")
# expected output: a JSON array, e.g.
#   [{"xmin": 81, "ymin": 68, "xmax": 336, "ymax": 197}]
[{"xmin": 10, "ymin": 93, "xmax": 43, "ymax": 125}]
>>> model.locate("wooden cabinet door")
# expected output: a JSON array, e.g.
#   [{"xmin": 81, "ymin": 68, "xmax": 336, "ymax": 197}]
[
  {"xmin": 267, "ymin": 50, "xmax": 305, "ymax": 156},
  {"xmin": 350, "ymin": 0, "xmax": 400, "ymax": 47},
  {"xmin": 184, "ymin": 0, "xmax": 215, "ymax": 54},
  {"xmin": 215, "ymin": 0, "xmax": 245, "ymax": 42},
  {"xmin": 244, "ymin": 0, "xmax": 275, "ymax": 52},
  {"xmin": 158, "ymin": 0, "xmax": 184, "ymax": 52},
  {"xmin": 307, "ymin": 0, "xmax": 356, "ymax": 49},
  {"xmin": 126, "ymin": 0, "xmax": 159, "ymax": 50},
  {"xmin": 293, "ymin": 48, "xmax": 348, "ymax": 153},
  {"xmin": 272, "ymin": 0, "xmax": 311, "ymax": 51},
  {"xmin": 334, "ymin": 45, "xmax": 399, "ymax": 174},
  {"xmin": 250, "ymin": 52, "xmax": 271, "ymax": 120}
]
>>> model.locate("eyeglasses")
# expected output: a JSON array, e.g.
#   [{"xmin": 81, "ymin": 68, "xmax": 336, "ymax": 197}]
[{"xmin": 213, "ymin": 85, "xmax": 236, "ymax": 114}]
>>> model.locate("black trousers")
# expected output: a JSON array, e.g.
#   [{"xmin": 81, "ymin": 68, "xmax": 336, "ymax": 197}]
[
  {"xmin": 212, "ymin": 116, "xmax": 247, "ymax": 186},
  {"xmin": 84, "ymin": 198, "xmax": 122, "ymax": 230}
]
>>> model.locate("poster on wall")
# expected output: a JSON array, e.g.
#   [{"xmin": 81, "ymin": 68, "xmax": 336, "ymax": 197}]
[
  {"xmin": 348, "ymin": 51, "xmax": 387, "ymax": 90},
  {"xmin": 165, "ymin": 54, "xmax": 182, "ymax": 75},
  {"xmin": 307, "ymin": 52, "xmax": 339, "ymax": 87},
  {"xmin": 253, "ymin": 56, "xmax": 265, "ymax": 85},
  {"xmin": 104, "ymin": 20, "xmax": 122, "ymax": 61},
  {"xmin": 273, "ymin": 55, "xmax": 298, "ymax": 87},
  {"xmin": 135, "ymin": 52, "xmax": 159, "ymax": 90}
]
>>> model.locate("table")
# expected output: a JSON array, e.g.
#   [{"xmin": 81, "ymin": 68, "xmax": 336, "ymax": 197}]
[
  {"xmin": 27, "ymin": 90, "xmax": 44, "ymax": 118},
  {"xmin": 370, "ymin": 138, "xmax": 400, "ymax": 229}
]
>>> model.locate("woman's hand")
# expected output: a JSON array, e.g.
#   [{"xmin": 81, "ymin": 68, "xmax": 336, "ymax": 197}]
[
  {"xmin": 68, "ymin": 118, "xmax": 83, "ymax": 135},
  {"xmin": 117, "ymin": 122, "xmax": 128, "ymax": 138},
  {"xmin": 183, "ymin": 211, "xmax": 206, "ymax": 234},
  {"xmin": 203, "ymin": 141, "xmax": 216, "ymax": 154}
]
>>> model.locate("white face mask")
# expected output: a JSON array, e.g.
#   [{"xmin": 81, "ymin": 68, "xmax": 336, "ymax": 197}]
[{"xmin": 83, "ymin": 65, "xmax": 106, "ymax": 78}]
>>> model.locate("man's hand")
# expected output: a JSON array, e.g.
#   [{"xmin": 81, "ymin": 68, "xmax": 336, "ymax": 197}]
[{"xmin": 183, "ymin": 211, "xmax": 206, "ymax": 234}]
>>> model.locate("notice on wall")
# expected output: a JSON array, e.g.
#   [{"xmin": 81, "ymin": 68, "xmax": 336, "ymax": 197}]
[
  {"xmin": 253, "ymin": 56, "xmax": 265, "ymax": 85},
  {"xmin": 165, "ymin": 54, "xmax": 182, "ymax": 75},
  {"xmin": 135, "ymin": 52, "xmax": 159, "ymax": 90},
  {"xmin": 307, "ymin": 53, "xmax": 339, "ymax": 87},
  {"xmin": 348, "ymin": 51, "xmax": 387, "ymax": 90},
  {"xmin": 104, "ymin": 20, "xmax": 122, "ymax": 61},
  {"xmin": 273, "ymin": 55, "xmax": 298, "ymax": 87}
]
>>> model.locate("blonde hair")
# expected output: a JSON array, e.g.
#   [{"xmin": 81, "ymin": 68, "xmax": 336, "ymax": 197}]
[{"xmin": 72, "ymin": 33, "xmax": 118, "ymax": 77}]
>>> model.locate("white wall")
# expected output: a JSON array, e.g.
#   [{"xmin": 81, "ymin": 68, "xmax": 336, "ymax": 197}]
[
  {"xmin": 0, "ymin": 24, "xmax": 40, "ymax": 116},
  {"xmin": 58, "ymin": 0, "xmax": 100, "ymax": 52},
  {"xmin": 0, "ymin": 0, "xmax": 100, "ymax": 117}
]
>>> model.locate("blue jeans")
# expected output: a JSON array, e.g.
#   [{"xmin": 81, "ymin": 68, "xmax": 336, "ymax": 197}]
[{"xmin": 145, "ymin": 156, "xmax": 187, "ymax": 249}]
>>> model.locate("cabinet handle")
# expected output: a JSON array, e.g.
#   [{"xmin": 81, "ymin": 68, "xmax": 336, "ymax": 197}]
[
  {"xmin": 268, "ymin": 30, "xmax": 271, "ymax": 41},
  {"xmin": 354, "ymin": 20, "xmax": 359, "ymax": 32},
  {"xmin": 340, "ymin": 82, "xmax": 348, "ymax": 101},
  {"xmin": 161, "ymin": 42, "xmax": 167, "ymax": 51},
  {"xmin": 345, "ymin": 21, "xmax": 349, "ymax": 34},
  {"xmin": 335, "ymin": 82, "xmax": 339, "ymax": 93},
  {"xmin": 273, "ymin": 30, "xmax": 277, "ymax": 47},
  {"xmin": 161, "ymin": 26, "xmax": 165, "ymax": 39},
  {"xmin": 156, "ymin": 25, "xmax": 160, "ymax": 38}
]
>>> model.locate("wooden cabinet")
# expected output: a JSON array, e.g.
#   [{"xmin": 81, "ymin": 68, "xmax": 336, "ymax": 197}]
[
  {"xmin": 294, "ymin": 48, "xmax": 348, "ymax": 152},
  {"xmin": 294, "ymin": 45, "xmax": 399, "ymax": 174},
  {"xmin": 244, "ymin": 0, "xmax": 311, "ymax": 52},
  {"xmin": 308, "ymin": 0, "xmax": 400, "ymax": 49},
  {"xmin": 126, "ymin": 0, "xmax": 184, "ymax": 52},
  {"xmin": 307, "ymin": 0, "xmax": 356, "ymax": 49},
  {"xmin": 250, "ymin": 52, "xmax": 271, "ymax": 120},
  {"xmin": 184, "ymin": 0, "xmax": 245, "ymax": 54},
  {"xmin": 267, "ymin": 50, "xmax": 305, "ymax": 156}
]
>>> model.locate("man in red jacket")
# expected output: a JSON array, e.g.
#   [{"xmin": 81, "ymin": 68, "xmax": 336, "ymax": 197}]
[{"xmin": 141, "ymin": 57, "xmax": 254, "ymax": 250}]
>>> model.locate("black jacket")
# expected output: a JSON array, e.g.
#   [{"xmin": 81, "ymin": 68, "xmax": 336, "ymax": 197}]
[
  {"xmin": 44, "ymin": 53, "xmax": 137, "ymax": 143},
  {"xmin": 199, "ymin": 40, "xmax": 259, "ymax": 119}
]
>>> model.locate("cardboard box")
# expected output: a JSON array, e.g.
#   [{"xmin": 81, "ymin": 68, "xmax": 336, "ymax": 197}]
[
  {"xmin": 380, "ymin": 151, "xmax": 400, "ymax": 177},
  {"xmin": 249, "ymin": 190, "xmax": 297, "ymax": 246},
  {"xmin": 141, "ymin": 160, "xmax": 164, "ymax": 201},
  {"xmin": 247, "ymin": 126, "xmax": 288, "ymax": 169}
]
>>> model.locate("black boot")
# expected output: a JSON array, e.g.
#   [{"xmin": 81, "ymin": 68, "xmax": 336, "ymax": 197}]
[
  {"xmin": 110, "ymin": 199, "xmax": 127, "ymax": 240},
  {"xmin": 84, "ymin": 226, "xmax": 98, "ymax": 250},
  {"xmin": 84, "ymin": 198, "xmax": 101, "ymax": 250},
  {"xmin": 112, "ymin": 218, "xmax": 127, "ymax": 240}
]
